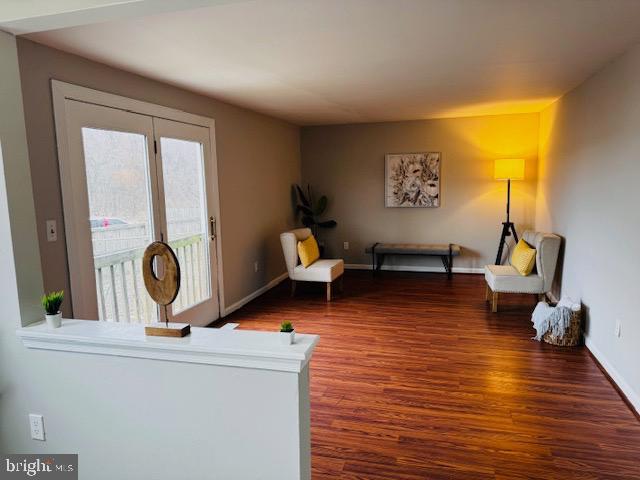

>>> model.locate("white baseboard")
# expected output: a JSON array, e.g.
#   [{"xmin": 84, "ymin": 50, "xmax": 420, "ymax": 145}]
[
  {"xmin": 585, "ymin": 336, "xmax": 640, "ymax": 415},
  {"xmin": 222, "ymin": 272, "xmax": 288, "ymax": 317},
  {"xmin": 221, "ymin": 263, "xmax": 482, "ymax": 317},
  {"xmin": 344, "ymin": 263, "xmax": 484, "ymax": 274}
]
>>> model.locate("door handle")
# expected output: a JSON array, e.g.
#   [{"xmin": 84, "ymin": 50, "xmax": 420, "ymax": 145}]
[{"xmin": 209, "ymin": 216, "xmax": 216, "ymax": 240}]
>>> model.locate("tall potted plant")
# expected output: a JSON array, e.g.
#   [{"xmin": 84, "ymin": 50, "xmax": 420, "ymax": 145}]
[
  {"xmin": 42, "ymin": 290, "xmax": 64, "ymax": 329},
  {"xmin": 295, "ymin": 184, "xmax": 337, "ymax": 239}
]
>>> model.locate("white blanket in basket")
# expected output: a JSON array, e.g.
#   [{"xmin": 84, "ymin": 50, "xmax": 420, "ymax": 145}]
[{"xmin": 532, "ymin": 297, "xmax": 580, "ymax": 341}]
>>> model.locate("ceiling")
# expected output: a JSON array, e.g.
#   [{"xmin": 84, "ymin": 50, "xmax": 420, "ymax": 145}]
[
  {"xmin": 16, "ymin": 0, "xmax": 640, "ymax": 125},
  {"xmin": 0, "ymin": 0, "xmax": 234, "ymax": 34}
]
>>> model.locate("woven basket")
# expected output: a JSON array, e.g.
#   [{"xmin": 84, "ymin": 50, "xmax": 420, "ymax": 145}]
[{"xmin": 543, "ymin": 307, "xmax": 582, "ymax": 346}]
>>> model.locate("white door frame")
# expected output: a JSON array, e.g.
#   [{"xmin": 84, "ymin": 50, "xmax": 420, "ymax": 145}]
[{"xmin": 51, "ymin": 79, "xmax": 226, "ymax": 319}]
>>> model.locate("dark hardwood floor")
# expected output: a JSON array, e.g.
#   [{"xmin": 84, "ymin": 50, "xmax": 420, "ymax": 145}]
[{"xmin": 221, "ymin": 271, "xmax": 640, "ymax": 479}]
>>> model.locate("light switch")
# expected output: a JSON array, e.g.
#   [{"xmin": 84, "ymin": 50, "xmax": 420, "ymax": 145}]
[{"xmin": 46, "ymin": 220, "xmax": 57, "ymax": 242}]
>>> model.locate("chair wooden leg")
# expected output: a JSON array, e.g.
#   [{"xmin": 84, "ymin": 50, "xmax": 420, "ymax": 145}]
[
  {"xmin": 485, "ymin": 284, "xmax": 491, "ymax": 302},
  {"xmin": 290, "ymin": 280, "xmax": 296, "ymax": 297},
  {"xmin": 491, "ymin": 291, "xmax": 499, "ymax": 313},
  {"xmin": 538, "ymin": 293, "xmax": 546, "ymax": 302},
  {"xmin": 326, "ymin": 282, "xmax": 332, "ymax": 302}
]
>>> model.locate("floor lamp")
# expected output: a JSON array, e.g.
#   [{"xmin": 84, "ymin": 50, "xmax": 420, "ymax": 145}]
[{"xmin": 494, "ymin": 158, "xmax": 525, "ymax": 264}]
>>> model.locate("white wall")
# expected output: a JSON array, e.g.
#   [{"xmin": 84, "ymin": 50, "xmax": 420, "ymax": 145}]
[
  {"xmin": 536, "ymin": 43, "xmax": 640, "ymax": 411},
  {"xmin": 0, "ymin": 32, "xmax": 43, "ymax": 328},
  {"xmin": 0, "ymin": 27, "xmax": 45, "ymax": 450}
]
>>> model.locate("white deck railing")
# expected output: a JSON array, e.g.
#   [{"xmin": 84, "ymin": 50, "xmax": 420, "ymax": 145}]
[{"xmin": 93, "ymin": 234, "xmax": 207, "ymax": 323}]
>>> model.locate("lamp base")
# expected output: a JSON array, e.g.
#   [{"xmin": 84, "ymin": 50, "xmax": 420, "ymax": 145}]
[{"xmin": 495, "ymin": 221, "xmax": 519, "ymax": 265}]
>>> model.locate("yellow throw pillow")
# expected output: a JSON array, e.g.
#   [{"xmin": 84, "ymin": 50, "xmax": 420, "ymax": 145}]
[
  {"xmin": 511, "ymin": 239, "xmax": 536, "ymax": 276},
  {"xmin": 297, "ymin": 235, "xmax": 320, "ymax": 268}
]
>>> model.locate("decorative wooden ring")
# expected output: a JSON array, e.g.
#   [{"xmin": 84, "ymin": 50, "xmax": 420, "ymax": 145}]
[{"xmin": 142, "ymin": 241, "xmax": 181, "ymax": 306}]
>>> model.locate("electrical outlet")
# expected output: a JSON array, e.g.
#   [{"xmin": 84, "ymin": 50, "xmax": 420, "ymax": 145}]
[
  {"xmin": 29, "ymin": 414, "xmax": 45, "ymax": 441},
  {"xmin": 615, "ymin": 320, "xmax": 622, "ymax": 338},
  {"xmin": 343, "ymin": 241, "xmax": 349, "ymax": 250},
  {"xmin": 254, "ymin": 261, "xmax": 259, "ymax": 273},
  {"xmin": 46, "ymin": 220, "xmax": 57, "ymax": 242}
]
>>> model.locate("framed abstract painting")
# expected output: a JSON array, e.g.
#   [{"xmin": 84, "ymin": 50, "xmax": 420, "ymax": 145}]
[{"xmin": 385, "ymin": 152, "xmax": 440, "ymax": 207}]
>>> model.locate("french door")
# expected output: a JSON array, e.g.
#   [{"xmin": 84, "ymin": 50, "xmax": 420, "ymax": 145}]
[
  {"xmin": 59, "ymin": 99, "xmax": 219, "ymax": 326},
  {"xmin": 152, "ymin": 118, "xmax": 218, "ymax": 324}
]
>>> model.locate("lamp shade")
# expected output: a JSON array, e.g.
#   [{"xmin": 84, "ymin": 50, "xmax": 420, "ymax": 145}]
[{"xmin": 494, "ymin": 158, "xmax": 525, "ymax": 180}]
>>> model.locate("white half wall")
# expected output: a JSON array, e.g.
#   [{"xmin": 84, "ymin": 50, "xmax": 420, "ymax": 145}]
[{"xmin": 4, "ymin": 343, "xmax": 311, "ymax": 480}]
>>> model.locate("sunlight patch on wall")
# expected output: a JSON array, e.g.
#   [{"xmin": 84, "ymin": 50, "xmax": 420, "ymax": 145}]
[
  {"xmin": 431, "ymin": 97, "xmax": 558, "ymax": 121},
  {"xmin": 439, "ymin": 110, "xmax": 541, "ymax": 161},
  {"xmin": 535, "ymin": 99, "xmax": 560, "ymax": 232}
]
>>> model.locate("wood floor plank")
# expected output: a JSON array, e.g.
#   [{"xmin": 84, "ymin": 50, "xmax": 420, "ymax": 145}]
[{"xmin": 221, "ymin": 271, "xmax": 640, "ymax": 479}]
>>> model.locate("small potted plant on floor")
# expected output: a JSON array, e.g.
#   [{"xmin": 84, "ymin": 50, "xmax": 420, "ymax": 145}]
[
  {"xmin": 280, "ymin": 320, "xmax": 295, "ymax": 345},
  {"xmin": 42, "ymin": 290, "xmax": 64, "ymax": 329}
]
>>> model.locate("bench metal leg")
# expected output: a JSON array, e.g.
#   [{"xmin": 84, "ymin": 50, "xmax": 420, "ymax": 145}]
[
  {"xmin": 440, "ymin": 256, "xmax": 448, "ymax": 273},
  {"xmin": 371, "ymin": 242, "xmax": 379, "ymax": 276},
  {"xmin": 371, "ymin": 249, "xmax": 375, "ymax": 274},
  {"xmin": 440, "ymin": 255, "xmax": 453, "ymax": 278},
  {"xmin": 375, "ymin": 254, "xmax": 385, "ymax": 274}
]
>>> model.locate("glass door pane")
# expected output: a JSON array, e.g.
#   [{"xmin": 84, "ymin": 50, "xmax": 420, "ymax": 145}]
[
  {"xmin": 153, "ymin": 117, "xmax": 219, "ymax": 326},
  {"xmin": 61, "ymin": 100, "xmax": 161, "ymax": 322},
  {"xmin": 159, "ymin": 137, "xmax": 211, "ymax": 314},
  {"xmin": 82, "ymin": 128, "xmax": 159, "ymax": 323}
]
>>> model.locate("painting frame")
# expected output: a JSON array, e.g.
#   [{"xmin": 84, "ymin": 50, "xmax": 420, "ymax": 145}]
[{"xmin": 385, "ymin": 152, "xmax": 441, "ymax": 208}]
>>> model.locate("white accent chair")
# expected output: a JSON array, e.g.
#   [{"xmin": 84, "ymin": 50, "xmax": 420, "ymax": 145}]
[
  {"xmin": 280, "ymin": 228, "xmax": 344, "ymax": 301},
  {"xmin": 484, "ymin": 230, "xmax": 561, "ymax": 312}
]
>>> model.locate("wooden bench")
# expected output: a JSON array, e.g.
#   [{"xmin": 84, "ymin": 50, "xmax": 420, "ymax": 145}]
[{"xmin": 365, "ymin": 243, "xmax": 461, "ymax": 278}]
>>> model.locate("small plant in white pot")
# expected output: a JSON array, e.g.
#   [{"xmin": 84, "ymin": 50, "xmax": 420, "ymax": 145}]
[
  {"xmin": 42, "ymin": 290, "xmax": 64, "ymax": 328},
  {"xmin": 280, "ymin": 320, "xmax": 295, "ymax": 345}
]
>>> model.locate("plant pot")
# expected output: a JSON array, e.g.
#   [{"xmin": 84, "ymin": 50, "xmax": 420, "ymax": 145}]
[
  {"xmin": 45, "ymin": 312, "xmax": 62, "ymax": 329},
  {"xmin": 280, "ymin": 330, "xmax": 295, "ymax": 345}
]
